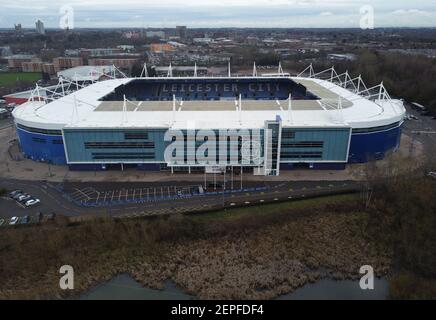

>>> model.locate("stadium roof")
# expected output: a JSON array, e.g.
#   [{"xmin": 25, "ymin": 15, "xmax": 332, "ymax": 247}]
[{"xmin": 13, "ymin": 76, "xmax": 405, "ymax": 131}]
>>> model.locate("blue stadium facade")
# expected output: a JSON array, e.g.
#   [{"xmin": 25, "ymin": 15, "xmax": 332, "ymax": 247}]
[{"xmin": 13, "ymin": 76, "xmax": 405, "ymax": 173}]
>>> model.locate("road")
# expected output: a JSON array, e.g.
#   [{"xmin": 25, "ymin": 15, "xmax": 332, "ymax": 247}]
[
  {"xmin": 0, "ymin": 178, "xmax": 360, "ymax": 219},
  {"xmin": 402, "ymin": 102, "xmax": 436, "ymax": 156}
]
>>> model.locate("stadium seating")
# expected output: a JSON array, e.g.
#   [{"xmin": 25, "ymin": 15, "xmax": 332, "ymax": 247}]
[{"xmin": 101, "ymin": 78, "xmax": 318, "ymax": 102}]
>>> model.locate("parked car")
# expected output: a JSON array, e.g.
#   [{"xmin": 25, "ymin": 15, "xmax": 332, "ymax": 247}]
[
  {"xmin": 12, "ymin": 193, "xmax": 25, "ymax": 200},
  {"xmin": 25, "ymin": 198, "xmax": 40, "ymax": 207},
  {"xmin": 428, "ymin": 172, "xmax": 436, "ymax": 180},
  {"xmin": 9, "ymin": 190, "xmax": 22, "ymax": 198},
  {"xmin": 20, "ymin": 215, "xmax": 30, "ymax": 224},
  {"xmin": 18, "ymin": 195, "xmax": 32, "ymax": 203},
  {"xmin": 9, "ymin": 216, "xmax": 19, "ymax": 225}
]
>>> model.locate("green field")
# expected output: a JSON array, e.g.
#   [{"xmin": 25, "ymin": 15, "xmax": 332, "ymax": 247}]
[{"xmin": 0, "ymin": 72, "xmax": 42, "ymax": 86}]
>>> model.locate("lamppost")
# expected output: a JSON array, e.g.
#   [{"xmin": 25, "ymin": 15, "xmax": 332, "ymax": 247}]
[{"xmin": 222, "ymin": 167, "xmax": 226, "ymax": 207}]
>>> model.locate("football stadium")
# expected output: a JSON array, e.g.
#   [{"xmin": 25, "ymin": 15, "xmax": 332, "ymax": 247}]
[{"xmin": 11, "ymin": 65, "xmax": 406, "ymax": 176}]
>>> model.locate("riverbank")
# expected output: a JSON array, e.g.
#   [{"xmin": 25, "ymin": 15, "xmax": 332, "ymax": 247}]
[{"xmin": 0, "ymin": 194, "xmax": 393, "ymax": 299}]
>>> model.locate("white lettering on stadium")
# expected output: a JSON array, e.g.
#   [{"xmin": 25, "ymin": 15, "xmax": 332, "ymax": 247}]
[{"xmin": 158, "ymin": 83, "xmax": 281, "ymax": 94}]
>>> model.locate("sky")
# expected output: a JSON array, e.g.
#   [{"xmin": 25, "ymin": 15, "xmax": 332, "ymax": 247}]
[{"xmin": 0, "ymin": 0, "xmax": 436, "ymax": 29}]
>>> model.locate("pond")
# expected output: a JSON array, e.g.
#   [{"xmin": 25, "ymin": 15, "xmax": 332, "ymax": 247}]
[{"xmin": 80, "ymin": 274, "xmax": 389, "ymax": 300}]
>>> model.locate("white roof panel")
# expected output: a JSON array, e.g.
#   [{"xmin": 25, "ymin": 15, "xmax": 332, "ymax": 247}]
[{"xmin": 12, "ymin": 77, "xmax": 405, "ymax": 131}]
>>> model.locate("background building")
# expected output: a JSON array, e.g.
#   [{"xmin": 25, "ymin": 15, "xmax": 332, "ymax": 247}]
[
  {"xmin": 6, "ymin": 54, "xmax": 36, "ymax": 71},
  {"xmin": 35, "ymin": 20, "xmax": 45, "ymax": 35},
  {"xmin": 176, "ymin": 26, "xmax": 187, "ymax": 40},
  {"xmin": 53, "ymin": 57, "xmax": 84, "ymax": 72}
]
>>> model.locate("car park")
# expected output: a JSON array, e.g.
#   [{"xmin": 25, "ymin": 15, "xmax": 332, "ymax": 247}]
[
  {"xmin": 10, "ymin": 191, "xmax": 42, "ymax": 207},
  {"xmin": 9, "ymin": 216, "xmax": 19, "ymax": 225}
]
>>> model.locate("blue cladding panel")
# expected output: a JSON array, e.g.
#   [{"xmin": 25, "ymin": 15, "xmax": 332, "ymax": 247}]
[
  {"xmin": 348, "ymin": 125, "xmax": 402, "ymax": 163},
  {"xmin": 63, "ymin": 128, "xmax": 168, "ymax": 163},
  {"xmin": 280, "ymin": 163, "xmax": 346, "ymax": 170},
  {"xmin": 16, "ymin": 128, "xmax": 66, "ymax": 164},
  {"xmin": 17, "ymin": 122, "xmax": 403, "ymax": 168},
  {"xmin": 280, "ymin": 127, "xmax": 351, "ymax": 162}
]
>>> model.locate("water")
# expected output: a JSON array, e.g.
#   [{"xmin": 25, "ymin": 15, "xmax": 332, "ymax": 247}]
[
  {"xmin": 278, "ymin": 278, "xmax": 389, "ymax": 300},
  {"xmin": 80, "ymin": 274, "xmax": 389, "ymax": 300},
  {"xmin": 80, "ymin": 274, "xmax": 194, "ymax": 300}
]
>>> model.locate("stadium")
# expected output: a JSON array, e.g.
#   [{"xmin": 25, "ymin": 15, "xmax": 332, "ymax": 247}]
[{"xmin": 11, "ymin": 64, "xmax": 406, "ymax": 176}]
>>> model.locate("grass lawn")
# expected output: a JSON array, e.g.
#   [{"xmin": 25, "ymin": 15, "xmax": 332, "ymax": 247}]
[
  {"xmin": 0, "ymin": 72, "xmax": 42, "ymax": 86},
  {"xmin": 190, "ymin": 193, "xmax": 360, "ymax": 223}
]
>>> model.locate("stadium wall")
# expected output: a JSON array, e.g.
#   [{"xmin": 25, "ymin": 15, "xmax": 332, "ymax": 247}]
[
  {"xmin": 348, "ymin": 124, "xmax": 402, "ymax": 163},
  {"xmin": 16, "ymin": 127, "xmax": 67, "ymax": 165},
  {"xmin": 14, "ymin": 122, "xmax": 403, "ymax": 169}
]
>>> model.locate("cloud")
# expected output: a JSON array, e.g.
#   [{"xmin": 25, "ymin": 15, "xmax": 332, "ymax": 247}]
[
  {"xmin": 392, "ymin": 9, "xmax": 430, "ymax": 15},
  {"xmin": 1, "ymin": 0, "xmax": 436, "ymax": 28}
]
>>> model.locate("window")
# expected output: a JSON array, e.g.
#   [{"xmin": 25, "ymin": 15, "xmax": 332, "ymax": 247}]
[
  {"xmin": 281, "ymin": 131, "xmax": 295, "ymax": 139},
  {"xmin": 17, "ymin": 123, "xmax": 62, "ymax": 136},
  {"xmin": 84, "ymin": 142, "xmax": 154, "ymax": 149},
  {"xmin": 281, "ymin": 151, "xmax": 323, "ymax": 159},
  {"xmin": 124, "ymin": 132, "xmax": 148, "ymax": 140},
  {"xmin": 352, "ymin": 122, "xmax": 400, "ymax": 134},
  {"xmin": 91, "ymin": 152, "xmax": 155, "ymax": 160},
  {"xmin": 282, "ymin": 141, "xmax": 324, "ymax": 148},
  {"xmin": 32, "ymin": 137, "xmax": 46, "ymax": 143}
]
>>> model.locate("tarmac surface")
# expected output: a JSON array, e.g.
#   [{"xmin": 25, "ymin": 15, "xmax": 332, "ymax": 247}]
[{"xmin": 0, "ymin": 178, "xmax": 359, "ymax": 221}]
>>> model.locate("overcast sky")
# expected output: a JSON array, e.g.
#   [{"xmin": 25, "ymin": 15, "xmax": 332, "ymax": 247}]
[{"xmin": 1, "ymin": 0, "xmax": 435, "ymax": 28}]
